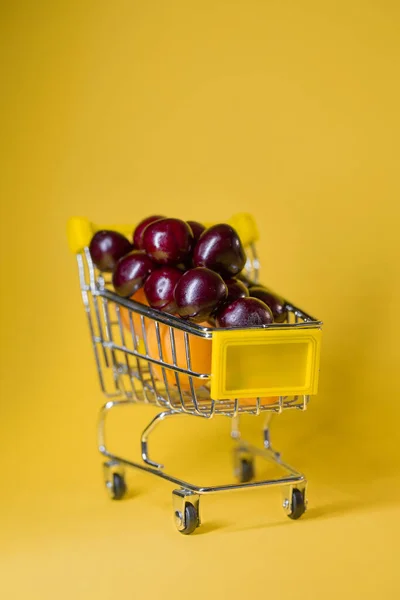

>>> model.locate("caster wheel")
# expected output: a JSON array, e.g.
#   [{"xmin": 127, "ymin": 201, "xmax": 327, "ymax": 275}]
[
  {"xmin": 176, "ymin": 503, "xmax": 198, "ymax": 535},
  {"xmin": 287, "ymin": 488, "xmax": 306, "ymax": 520},
  {"xmin": 239, "ymin": 458, "xmax": 254, "ymax": 483},
  {"xmin": 109, "ymin": 472, "xmax": 127, "ymax": 500}
]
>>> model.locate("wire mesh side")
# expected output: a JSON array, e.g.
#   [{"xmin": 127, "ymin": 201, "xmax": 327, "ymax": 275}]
[
  {"xmin": 86, "ymin": 286, "xmax": 214, "ymax": 414},
  {"xmin": 77, "ymin": 248, "xmax": 318, "ymax": 416}
]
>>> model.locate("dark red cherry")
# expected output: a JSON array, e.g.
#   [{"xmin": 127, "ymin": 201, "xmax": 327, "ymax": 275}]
[
  {"xmin": 133, "ymin": 215, "xmax": 165, "ymax": 249},
  {"xmin": 237, "ymin": 272, "xmax": 258, "ymax": 288},
  {"xmin": 174, "ymin": 267, "xmax": 227, "ymax": 322},
  {"xmin": 216, "ymin": 297, "xmax": 273, "ymax": 328},
  {"xmin": 89, "ymin": 230, "xmax": 132, "ymax": 272},
  {"xmin": 225, "ymin": 278, "xmax": 249, "ymax": 304},
  {"xmin": 143, "ymin": 218, "xmax": 194, "ymax": 265},
  {"xmin": 249, "ymin": 287, "xmax": 288, "ymax": 323},
  {"xmin": 112, "ymin": 250, "xmax": 155, "ymax": 297},
  {"xmin": 144, "ymin": 266, "xmax": 182, "ymax": 314},
  {"xmin": 193, "ymin": 224, "xmax": 246, "ymax": 277},
  {"xmin": 187, "ymin": 220, "xmax": 206, "ymax": 242}
]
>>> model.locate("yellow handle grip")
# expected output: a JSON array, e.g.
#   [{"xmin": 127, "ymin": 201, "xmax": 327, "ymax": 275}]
[{"xmin": 67, "ymin": 213, "xmax": 259, "ymax": 254}]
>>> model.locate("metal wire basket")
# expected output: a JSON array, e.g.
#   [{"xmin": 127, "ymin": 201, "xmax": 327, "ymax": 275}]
[{"xmin": 68, "ymin": 213, "xmax": 322, "ymax": 534}]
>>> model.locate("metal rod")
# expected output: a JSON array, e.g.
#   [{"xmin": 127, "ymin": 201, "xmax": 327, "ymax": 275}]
[
  {"xmin": 140, "ymin": 410, "xmax": 181, "ymax": 469},
  {"xmin": 99, "ymin": 288, "xmax": 322, "ymax": 331},
  {"xmin": 100, "ymin": 450, "xmax": 305, "ymax": 495}
]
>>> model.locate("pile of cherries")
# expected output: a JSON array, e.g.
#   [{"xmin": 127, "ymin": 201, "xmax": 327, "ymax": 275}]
[{"xmin": 89, "ymin": 216, "xmax": 287, "ymax": 328}]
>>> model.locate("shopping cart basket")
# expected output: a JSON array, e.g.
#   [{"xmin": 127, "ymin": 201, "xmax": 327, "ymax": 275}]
[{"xmin": 67, "ymin": 213, "xmax": 322, "ymax": 534}]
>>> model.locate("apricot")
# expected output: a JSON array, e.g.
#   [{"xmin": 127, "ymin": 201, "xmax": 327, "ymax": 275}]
[
  {"xmin": 119, "ymin": 287, "xmax": 148, "ymax": 343},
  {"xmin": 146, "ymin": 321, "xmax": 211, "ymax": 391},
  {"xmin": 240, "ymin": 396, "xmax": 279, "ymax": 406}
]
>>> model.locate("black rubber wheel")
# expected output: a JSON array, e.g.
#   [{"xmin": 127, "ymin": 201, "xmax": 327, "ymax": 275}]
[
  {"xmin": 239, "ymin": 458, "xmax": 254, "ymax": 483},
  {"xmin": 179, "ymin": 503, "xmax": 198, "ymax": 535},
  {"xmin": 111, "ymin": 472, "xmax": 127, "ymax": 500},
  {"xmin": 287, "ymin": 488, "xmax": 306, "ymax": 520}
]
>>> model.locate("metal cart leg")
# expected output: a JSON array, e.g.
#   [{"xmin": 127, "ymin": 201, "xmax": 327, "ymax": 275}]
[
  {"xmin": 263, "ymin": 413, "xmax": 280, "ymax": 459},
  {"xmin": 282, "ymin": 481, "xmax": 308, "ymax": 520},
  {"xmin": 97, "ymin": 403, "xmax": 308, "ymax": 530},
  {"xmin": 98, "ymin": 399, "xmax": 136, "ymax": 455},
  {"xmin": 103, "ymin": 460, "xmax": 127, "ymax": 500},
  {"xmin": 141, "ymin": 410, "xmax": 181, "ymax": 469},
  {"xmin": 98, "ymin": 400, "xmax": 134, "ymax": 499},
  {"xmin": 231, "ymin": 416, "xmax": 255, "ymax": 483},
  {"xmin": 262, "ymin": 414, "xmax": 308, "ymax": 519},
  {"xmin": 172, "ymin": 489, "xmax": 201, "ymax": 535}
]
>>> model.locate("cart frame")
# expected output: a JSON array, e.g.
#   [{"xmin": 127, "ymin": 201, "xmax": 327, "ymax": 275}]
[{"xmin": 70, "ymin": 214, "xmax": 322, "ymax": 533}]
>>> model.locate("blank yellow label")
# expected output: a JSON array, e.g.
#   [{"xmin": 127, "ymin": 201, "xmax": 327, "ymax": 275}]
[{"xmin": 211, "ymin": 327, "xmax": 322, "ymax": 400}]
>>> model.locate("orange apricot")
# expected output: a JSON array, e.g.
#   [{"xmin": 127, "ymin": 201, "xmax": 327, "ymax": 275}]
[
  {"xmin": 146, "ymin": 321, "xmax": 211, "ymax": 391},
  {"xmin": 119, "ymin": 287, "xmax": 148, "ymax": 342},
  {"xmin": 240, "ymin": 396, "xmax": 279, "ymax": 406},
  {"xmin": 145, "ymin": 320, "xmax": 170, "ymax": 382},
  {"xmin": 162, "ymin": 326, "xmax": 212, "ymax": 391}
]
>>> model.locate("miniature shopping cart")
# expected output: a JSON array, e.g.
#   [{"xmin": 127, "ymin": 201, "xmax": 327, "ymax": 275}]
[{"xmin": 68, "ymin": 213, "xmax": 322, "ymax": 534}]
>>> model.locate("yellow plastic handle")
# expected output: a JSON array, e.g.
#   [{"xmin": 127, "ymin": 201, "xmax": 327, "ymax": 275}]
[{"xmin": 67, "ymin": 213, "xmax": 259, "ymax": 254}]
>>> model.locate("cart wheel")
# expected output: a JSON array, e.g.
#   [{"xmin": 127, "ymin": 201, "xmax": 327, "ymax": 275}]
[
  {"xmin": 109, "ymin": 472, "xmax": 127, "ymax": 501},
  {"xmin": 287, "ymin": 488, "xmax": 306, "ymax": 520},
  {"xmin": 176, "ymin": 503, "xmax": 198, "ymax": 535},
  {"xmin": 239, "ymin": 457, "xmax": 254, "ymax": 483}
]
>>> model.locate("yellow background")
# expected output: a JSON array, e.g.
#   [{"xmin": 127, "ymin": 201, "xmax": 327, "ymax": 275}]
[{"xmin": 1, "ymin": 1, "xmax": 400, "ymax": 597}]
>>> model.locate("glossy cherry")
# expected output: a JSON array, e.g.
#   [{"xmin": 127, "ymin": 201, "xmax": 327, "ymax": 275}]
[
  {"xmin": 193, "ymin": 224, "xmax": 246, "ymax": 277},
  {"xmin": 249, "ymin": 286, "xmax": 288, "ymax": 323},
  {"xmin": 216, "ymin": 297, "xmax": 273, "ymax": 328},
  {"xmin": 143, "ymin": 218, "xmax": 194, "ymax": 265},
  {"xmin": 112, "ymin": 250, "xmax": 155, "ymax": 297},
  {"xmin": 133, "ymin": 215, "xmax": 165, "ymax": 249},
  {"xmin": 237, "ymin": 272, "xmax": 257, "ymax": 288},
  {"xmin": 225, "ymin": 278, "xmax": 249, "ymax": 304},
  {"xmin": 89, "ymin": 230, "xmax": 132, "ymax": 272},
  {"xmin": 144, "ymin": 266, "xmax": 182, "ymax": 313},
  {"xmin": 174, "ymin": 267, "xmax": 227, "ymax": 322},
  {"xmin": 187, "ymin": 220, "xmax": 206, "ymax": 242}
]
